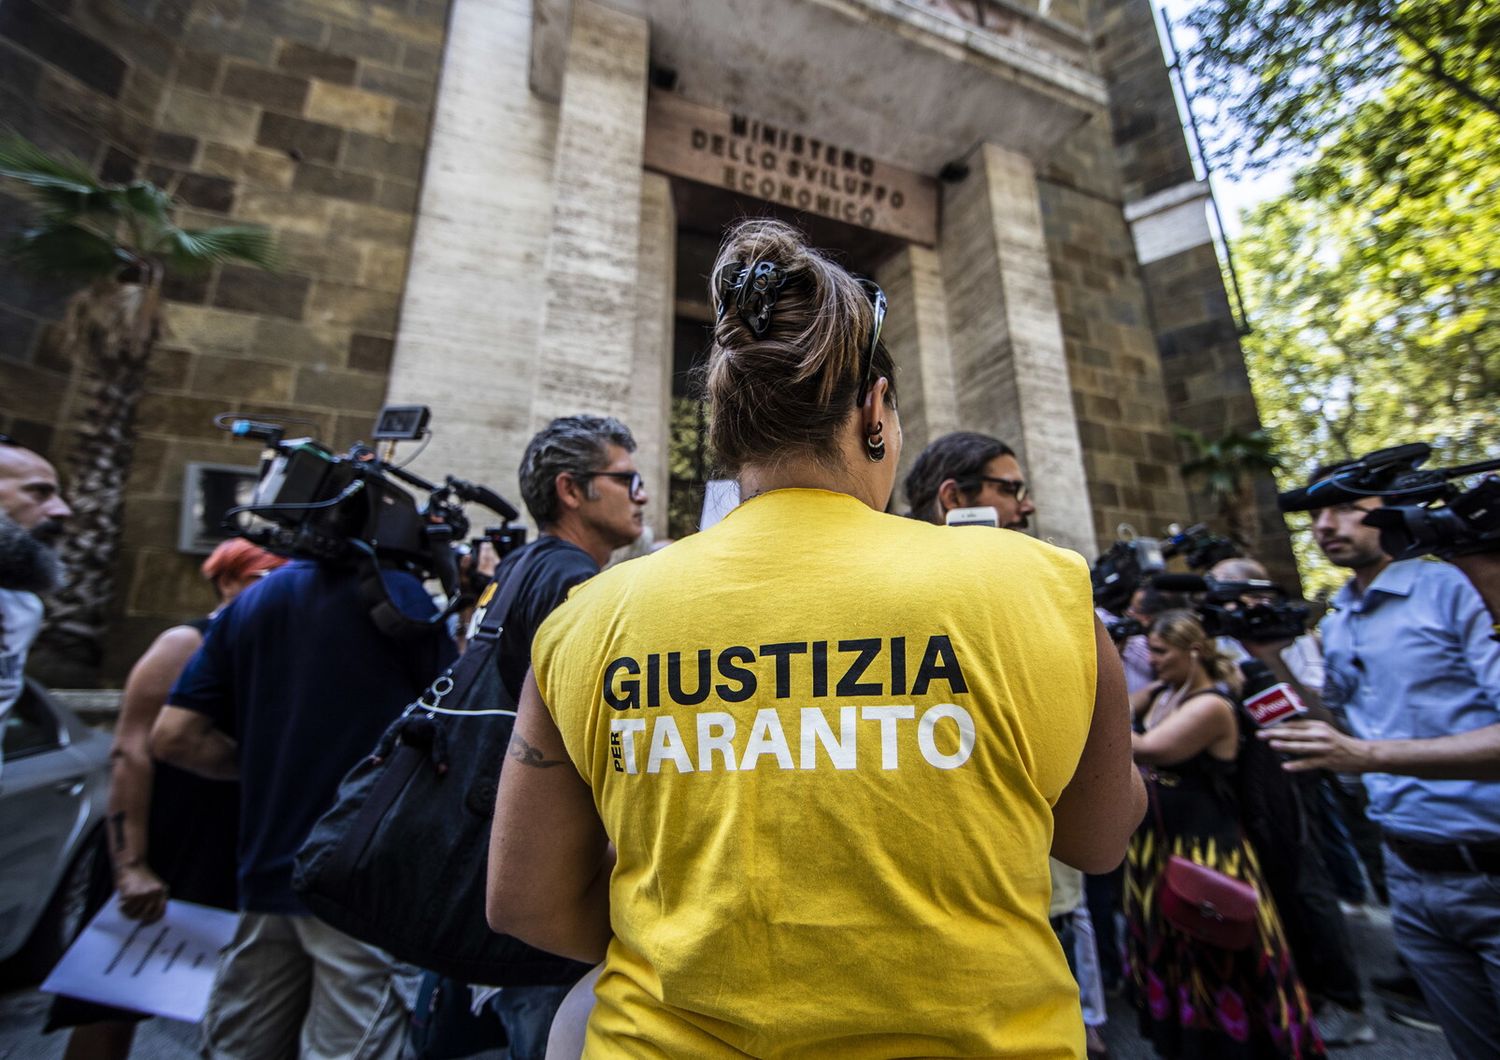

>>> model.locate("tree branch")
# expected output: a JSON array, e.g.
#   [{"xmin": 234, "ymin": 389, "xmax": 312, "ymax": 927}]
[{"xmin": 1388, "ymin": 16, "xmax": 1500, "ymax": 119}]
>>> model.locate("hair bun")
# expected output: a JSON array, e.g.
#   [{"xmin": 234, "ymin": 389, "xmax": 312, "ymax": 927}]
[{"xmin": 702, "ymin": 219, "xmax": 897, "ymax": 475}]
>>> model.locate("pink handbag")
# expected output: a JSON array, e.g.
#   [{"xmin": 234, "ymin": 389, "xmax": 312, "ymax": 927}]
[{"xmin": 1159, "ymin": 853, "xmax": 1259, "ymax": 950}]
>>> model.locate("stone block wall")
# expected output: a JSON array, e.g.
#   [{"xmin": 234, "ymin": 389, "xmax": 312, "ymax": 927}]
[
  {"xmin": 1071, "ymin": 0, "xmax": 1299, "ymax": 586},
  {"xmin": 1086, "ymin": 0, "xmax": 1195, "ymax": 203},
  {"xmin": 0, "ymin": 0, "xmax": 452, "ymax": 679},
  {"xmin": 1144, "ymin": 243, "xmax": 1299, "ymax": 584},
  {"xmin": 1037, "ymin": 176, "xmax": 1194, "ymax": 547}
]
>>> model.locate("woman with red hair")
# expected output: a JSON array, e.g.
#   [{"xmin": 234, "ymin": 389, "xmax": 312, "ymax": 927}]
[{"xmin": 50, "ymin": 539, "xmax": 285, "ymax": 1058}]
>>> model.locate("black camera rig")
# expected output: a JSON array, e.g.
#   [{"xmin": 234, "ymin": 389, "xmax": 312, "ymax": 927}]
[
  {"xmin": 1278, "ymin": 443, "xmax": 1500, "ymax": 560},
  {"xmin": 1152, "ymin": 572, "xmax": 1309, "ymax": 644},
  {"xmin": 1161, "ymin": 523, "xmax": 1241, "ymax": 571},
  {"xmin": 1091, "ymin": 523, "xmax": 1242, "ymax": 614},
  {"xmin": 220, "ymin": 405, "xmax": 526, "ymax": 638}
]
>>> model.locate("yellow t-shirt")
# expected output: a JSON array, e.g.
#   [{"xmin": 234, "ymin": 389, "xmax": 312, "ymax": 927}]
[{"xmin": 532, "ymin": 489, "xmax": 1097, "ymax": 1058}]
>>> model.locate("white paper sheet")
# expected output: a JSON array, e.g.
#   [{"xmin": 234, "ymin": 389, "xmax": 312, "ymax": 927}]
[
  {"xmin": 42, "ymin": 894, "xmax": 239, "ymax": 1023},
  {"xmin": 699, "ymin": 479, "xmax": 741, "ymax": 531}
]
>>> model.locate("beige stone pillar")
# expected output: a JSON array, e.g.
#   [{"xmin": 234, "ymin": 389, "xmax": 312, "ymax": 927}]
[
  {"xmin": 529, "ymin": 0, "xmax": 650, "ymax": 428},
  {"xmin": 939, "ymin": 143, "xmax": 1094, "ymax": 554},
  {"xmin": 631, "ymin": 172, "xmax": 675, "ymax": 539},
  {"xmin": 877, "ymin": 244, "xmax": 958, "ymax": 506},
  {"xmin": 386, "ymin": 0, "xmax": 561, "ymax": 494}
]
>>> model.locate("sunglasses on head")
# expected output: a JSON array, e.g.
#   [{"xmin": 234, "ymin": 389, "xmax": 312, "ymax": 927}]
[{"xmin": 854, "ymin": 278, "xmax": 887, "ymax": 407}]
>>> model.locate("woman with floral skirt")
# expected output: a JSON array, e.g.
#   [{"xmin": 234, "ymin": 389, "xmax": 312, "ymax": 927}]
[{"xmin": 1125, "ymin": 610, "xmax": 1325, "ymax": 1058}]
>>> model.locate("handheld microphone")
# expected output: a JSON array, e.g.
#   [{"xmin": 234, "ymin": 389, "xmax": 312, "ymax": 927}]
[{"xmin": 1239, "ymin": 660, "xmax": 1308, "ymax": 728}]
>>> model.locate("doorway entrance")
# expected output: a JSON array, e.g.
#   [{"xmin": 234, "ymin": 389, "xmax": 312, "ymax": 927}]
[{"xmin": 665, "ymin": 178, "xmax": 905, "ymax": 538}]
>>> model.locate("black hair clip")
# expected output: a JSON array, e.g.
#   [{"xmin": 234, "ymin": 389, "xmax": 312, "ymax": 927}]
[{"xmin": 715, "ymin": 259, "xmax": 788, "ymax": 337}]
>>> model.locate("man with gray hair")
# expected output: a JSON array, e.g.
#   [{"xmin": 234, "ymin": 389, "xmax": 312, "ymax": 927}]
[
  {"xmin": 0, "ymin": 435, "xmax": 73, "ymax": 752},
  {"xmin": 471, "ymin": 414, "xmax": 647, "ymax": 1058}
]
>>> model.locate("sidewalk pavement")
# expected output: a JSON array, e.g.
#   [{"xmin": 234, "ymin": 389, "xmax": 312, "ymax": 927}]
[{"xmin": 0, "ymin": 904, "xmax": 1454, "ymax": 1059}]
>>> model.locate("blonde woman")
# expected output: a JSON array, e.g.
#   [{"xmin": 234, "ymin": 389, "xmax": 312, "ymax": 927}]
[{"xmin": 1125, "ymin": 609, "xmax": 1323, "ymax": 1058}]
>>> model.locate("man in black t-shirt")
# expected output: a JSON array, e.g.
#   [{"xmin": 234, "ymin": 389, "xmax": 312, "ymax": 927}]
[{"xmin": 473, "ymin": 414, "xmax": 648, "ymax": 1059}]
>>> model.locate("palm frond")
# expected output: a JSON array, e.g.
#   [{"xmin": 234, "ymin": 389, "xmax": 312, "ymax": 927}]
[
  {"xmin": 9, "ymin": 220, "xmax": 129, "ymax": 280},
  {"xmin": 155, "ymin": 225, "xmax": 279, "ymax": 274},
  {"xmin": 1172, "ymin": 425, "xmax": 1206, "ymax": 448},
  {"xmin": 120, "ymin": 181, "xmax": 172, "ymax": 224},
  {"xmin": 0, "ymin": 132, "xmax": 99, "ymax": 191},
  {"xmin": 0, "ymin": 132, "xmax": 109, "ymax": 216}
]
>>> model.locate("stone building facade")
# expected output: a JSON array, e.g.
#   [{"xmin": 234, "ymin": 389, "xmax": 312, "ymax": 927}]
[{"xmin": 0, "ymin": 0, "xmax": 1297, "ymax": 682}]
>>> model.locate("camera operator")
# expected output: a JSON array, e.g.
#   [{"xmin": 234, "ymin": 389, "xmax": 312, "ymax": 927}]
[
  {"xmin": 453, "ymin": 414, "xmax": 648, "ymax": 1060},
  {"xmin": 1265, "ymin": 467, "xmax": 1500, "ymax": 1058},
  {"xmin": 0, "ymin": 435, "xmax": 72, "ymax": 770},
  {"xmin": 1203, "ymin": 554, "xmax": 1372, "ymax": 1042},
  {"xmin": 1207, "ymin": 556, "xmax": 1327, "ymax": 714},
  {"xmin": 151, "ymin": 528, "xmax": 457, "ymax": 1058}
]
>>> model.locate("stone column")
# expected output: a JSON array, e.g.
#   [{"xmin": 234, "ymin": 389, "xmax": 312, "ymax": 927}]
[
  {"xmin": 876, "ymin": 244, "xmax": 958, "ymax": 504},
  {"xmin": 631, "ymin": 172, "xmax": 675, "ymax": 539},
  {"xmin": 386, "ymin": 0, "xmax": 561, "ymax": 491},
  {"xmin": 939, "ymin": 143, "xmax": 1094, "ymax": 555},
  {"xmin": 529, "ymin": 0, "xmax": 650, "ymax": 428}
]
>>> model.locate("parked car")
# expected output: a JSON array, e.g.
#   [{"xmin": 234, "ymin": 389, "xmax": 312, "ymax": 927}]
[{"xmin": 0, "ymin": 678, "xmax": 111, "ymax": 982}]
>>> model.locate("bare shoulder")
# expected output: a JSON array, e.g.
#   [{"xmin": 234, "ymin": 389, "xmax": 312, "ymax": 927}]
[
  {"xmin": 151, "ymin": 624, "xmax": 206, "ymax": 657},
  {"xmin": 1180, "ymin": 689, "xmax": 1240, "ymax": 737}
]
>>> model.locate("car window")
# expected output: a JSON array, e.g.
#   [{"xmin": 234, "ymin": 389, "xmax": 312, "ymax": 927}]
[{"xmin": 2, "ymin": 683, "xmax": 62, "ymax": 760}]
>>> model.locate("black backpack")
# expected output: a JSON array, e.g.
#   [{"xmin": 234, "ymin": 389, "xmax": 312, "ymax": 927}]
[{"xmin": 292, "ymin": 550, "xmax": 591, "ymax": 986}]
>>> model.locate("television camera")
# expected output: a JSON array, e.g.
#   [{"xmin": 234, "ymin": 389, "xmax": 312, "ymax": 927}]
[
  {"xmin": 1277, "ymin": 443, "xmax": 1500, "ymax": 561},
  {"xmin": 220, "ymin": 404, "xmax": 526, "ymax": 638},
  {"xmin": 1091, "ymin": 523, "xmax": 1241, "ymax": 614},
  {"xmin": 1151, "ymin": 572, "xmax": 1309, "ymax": 644}
]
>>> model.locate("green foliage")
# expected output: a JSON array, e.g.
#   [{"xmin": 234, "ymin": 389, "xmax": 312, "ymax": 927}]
[
  {"xmin": 668, "ymin": 396, "xmax": 710, "ymax": 540},
  {"xmin": 1235, "ymin": 64, "xmax": 1499, "ymax": 592},
  {"xmin": 1183, "ymin": 0, "xmax": 1500, "ymax": 172},
  {"xmin": 1174, "ymin": 426, "xmax": 1282, "ymax": 544},
  {"xmin": 0, "ymin": 132, "xmax": 277, "ymax": 281}
]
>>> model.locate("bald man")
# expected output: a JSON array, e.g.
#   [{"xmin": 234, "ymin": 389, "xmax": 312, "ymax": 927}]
[
  {"xmin": 1208, "ymin": 555, "xmax": 1327, "ymax": 711},
  {"xmin": 0, "ymin": 436, "xmax": 72, "ymax": 768}
]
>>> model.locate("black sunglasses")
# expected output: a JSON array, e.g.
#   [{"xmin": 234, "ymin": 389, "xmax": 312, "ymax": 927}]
[
  {"xmin": 854, "ymin": 278, "xmax": 887, "ymax": 407},
  {"xmin": 972, "ymin": 475, "xmax": 1028, "ymax": 503},
  {"xmin": 576, "ymin": 470, "xmax": 645, "ymax": 500}
]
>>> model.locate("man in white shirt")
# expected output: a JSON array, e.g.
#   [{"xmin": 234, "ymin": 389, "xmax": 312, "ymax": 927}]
[{"xmin": 0, "ymin": 436, "xmax": 72, "ymax": 744}]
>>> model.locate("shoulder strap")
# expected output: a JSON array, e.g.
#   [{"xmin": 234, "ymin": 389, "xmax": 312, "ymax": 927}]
[
  {"xmin": 409, "ymin": 546, "xmax": 541, "ymax": 714},
  {"xmin": 472, "ymin": 545, "xmax": 540, "ymax": 643}
]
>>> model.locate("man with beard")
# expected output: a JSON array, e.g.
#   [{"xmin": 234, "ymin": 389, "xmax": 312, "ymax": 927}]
[
  {"xmin": 902, "ymin": 431, "xmax": 1037, "ymax": 530},
  {"xmin": 1267, "ymin": 467, "xmax": 1500, "ymax": 1057},
  {"xmin": 0, "ymin": 436, "xmax": 72, "ymax": 755}
]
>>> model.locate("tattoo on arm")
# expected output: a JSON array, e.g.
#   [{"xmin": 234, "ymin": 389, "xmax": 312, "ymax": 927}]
[
  {"xmin": 109, "ymin": 811, "xmax": 126, "ymax": 852},
  {"xmin": 508, "ymin": 733, "xmax": 565, "ymax": 769}
]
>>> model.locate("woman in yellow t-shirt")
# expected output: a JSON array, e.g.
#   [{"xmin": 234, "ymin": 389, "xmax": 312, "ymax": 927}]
[{"xmin": 487, "ymin": 219, "xmax": 1146, "ymax": 1058}]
